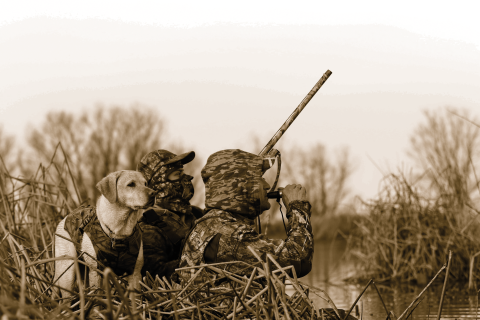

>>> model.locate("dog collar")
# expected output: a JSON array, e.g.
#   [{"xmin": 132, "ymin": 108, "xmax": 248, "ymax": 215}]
[{"xmin": 101, "ymin": 222, "xmax": 136, "ymax": 251}]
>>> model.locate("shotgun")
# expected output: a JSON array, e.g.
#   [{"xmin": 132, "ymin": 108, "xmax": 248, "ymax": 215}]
[{"xmin": 257, "ymin": 69, "xmax": 332, "ymax": 232}]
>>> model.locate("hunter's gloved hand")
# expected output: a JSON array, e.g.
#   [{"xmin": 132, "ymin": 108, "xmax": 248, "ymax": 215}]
[{"xmin": 280, "ymin": 184, "xmax": 307, "ymax": 212}]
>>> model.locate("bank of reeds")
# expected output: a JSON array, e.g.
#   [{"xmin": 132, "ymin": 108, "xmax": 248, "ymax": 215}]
[
  {"xmin": 1, "ymin": 143, "xmax": 471, "ymax": 318},
  {"xmin": 0, "ymin": 144, "xmax": 82, "ymax": 318},
  {"xmin": 0, "ymin": 145, "xmax": 354, "ymax": 319},
  {"xmin": 347, "ymin": 172, "xmax": 480, "ymax": 286}
]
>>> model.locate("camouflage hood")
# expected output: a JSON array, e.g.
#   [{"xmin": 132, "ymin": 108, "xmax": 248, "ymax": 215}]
[{"xmin": 201, "ymin": 149, "xmax": 264, "ymax": 219}]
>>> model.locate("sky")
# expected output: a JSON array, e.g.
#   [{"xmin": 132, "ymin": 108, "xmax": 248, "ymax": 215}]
[{"xmin": 1, "ymin": 1, "xmax": 479, "ymax": 202}]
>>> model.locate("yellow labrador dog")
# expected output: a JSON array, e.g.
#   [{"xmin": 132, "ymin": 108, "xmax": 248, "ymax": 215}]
[{"xmin": 54, "ymin": 170, "xmax": 155, "ymax": 298}]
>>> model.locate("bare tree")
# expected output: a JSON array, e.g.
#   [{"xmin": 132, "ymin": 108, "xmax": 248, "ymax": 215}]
[
  {"xmin": 25, "ymin": 104, "xmax": 171, "ymax": 203},
  {"xmin": 258, "ymin": 140, "xmax": 354, "ymax": 238},
  {"xmin": 409, "ymin": 107, "xmax": 480, "ymax": 206},
  {"xmin": 238, "ymin": 131, "xmax": 355, "ymax": 236},
  {"xmin": 284, "ymin": 143, "xmax": 354, "ymax": 220}
]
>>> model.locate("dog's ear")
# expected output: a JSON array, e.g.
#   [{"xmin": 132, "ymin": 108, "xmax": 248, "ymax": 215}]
[{"xmin": 96, "ymin": 171, "xmax": 122, "ymax": 203}]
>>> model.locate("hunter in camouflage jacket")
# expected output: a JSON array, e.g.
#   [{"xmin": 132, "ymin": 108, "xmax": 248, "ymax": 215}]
[
  {"xmin": 179, "ymin": 149, "xmax": 314, "ymax": 278},
  {"xmin": 137, "ymin": 149, "xmax": 204, "ymax": 278}
]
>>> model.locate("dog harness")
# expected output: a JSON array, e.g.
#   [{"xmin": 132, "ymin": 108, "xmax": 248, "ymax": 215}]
[{"xmin": 64, "ymin": 204, "xmax": 142, "ymax": 276}]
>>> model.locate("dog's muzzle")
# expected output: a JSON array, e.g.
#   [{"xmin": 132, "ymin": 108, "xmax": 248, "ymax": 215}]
[
  {"xmin": 129, "ymin": 196, "xmax": 156, "ymax": 210},
  {"xmin": 145, "ymin": 195, "xmax": 156, "ymax": 208}
]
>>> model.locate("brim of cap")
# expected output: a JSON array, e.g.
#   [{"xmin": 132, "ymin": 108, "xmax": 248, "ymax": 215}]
[{"xmin": 164, "ymin": 151, "xmax": 195, "ymax": 166}]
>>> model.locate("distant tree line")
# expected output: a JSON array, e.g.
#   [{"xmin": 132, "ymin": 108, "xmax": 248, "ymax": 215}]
[
  {"xmin": 1, "ymin": 105, "xmax": 479, "ymax": 218},
  {"xmin": 1, "ymin": 104, "xmax": 203, "ymax": 206},
  {"xmin": 246, "ymin": 133, "xmax": 355, "ymax": 238}
]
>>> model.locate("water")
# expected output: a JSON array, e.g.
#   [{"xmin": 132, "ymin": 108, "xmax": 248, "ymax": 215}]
[{"xmin": 299, "ymin": 240, "xmax": 479, "ymax": 319}]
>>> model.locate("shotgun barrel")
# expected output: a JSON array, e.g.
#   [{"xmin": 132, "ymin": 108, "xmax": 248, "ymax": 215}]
[{"xmin": 258, "ymin": 69, "xmax": 332, "ymax": 157}]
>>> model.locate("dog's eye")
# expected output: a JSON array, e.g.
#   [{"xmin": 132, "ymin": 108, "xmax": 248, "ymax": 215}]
[{"xmin": 127, "ymin": 182, "xmax": 135, "ymax": 187}]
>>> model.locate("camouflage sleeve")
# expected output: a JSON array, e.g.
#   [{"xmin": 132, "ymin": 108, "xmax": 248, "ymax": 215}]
[
  {"xmin": 278, "ymin": 200, "xmax": 313, "ymax": 276},
  {"xmin": 217, "ymin": 201, "xmax": 313, "ymax": 277}
]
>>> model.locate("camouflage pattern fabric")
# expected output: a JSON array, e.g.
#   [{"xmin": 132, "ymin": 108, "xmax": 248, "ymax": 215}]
[
  {"xmin": 140, "ymin": 206, "xmax": 191, "ymax": 247},
  {"xmin": 64, "ymin": 205, "xmax": 143, "ymax": 276},
  {"xmin": 180, "ymin": 149, "xmax": 314, "ymax": 278},
  {"xmin": 137, "ymin": 149, "xmax": 204, "ymax": 278},
  {"xmin": 137, "ymin": 149, "xmax": 194, "ymax": 215},
  {"xmin": 63, "ymin": 204, "xmax": 96, "ymax": 252},
  {"xmin": 139, "ymin": 208, "xmax": 180, "ymax": 278},
  {"xmin": 139, "ymin": 205, "xmax": 204, "ymax": 278},
  {"xmin": 201, "ymin": 149, "xmax": 263, "ymax": 220}
]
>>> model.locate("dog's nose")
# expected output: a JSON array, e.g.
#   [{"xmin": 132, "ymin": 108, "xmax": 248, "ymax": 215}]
[{"xmin": 147, "ymin": 188, "xmax": 155, "ymax": 197}]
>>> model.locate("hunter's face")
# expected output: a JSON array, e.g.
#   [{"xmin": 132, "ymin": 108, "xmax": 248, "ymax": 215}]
[
  {"xmin": 258, "ymin": 177, "xmax": 271, "ymax": 211},
  {"xmin": 167, "ymin": 167, "xmax": 184, "ymax": 181}
]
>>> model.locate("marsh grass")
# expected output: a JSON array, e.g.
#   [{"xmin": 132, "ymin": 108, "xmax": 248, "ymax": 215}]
[
  {"xmin": 0, "ymin": 143, "xmax": 82, "ymax": 318},
  {"xmin": 0, "ymin": 143, "xmax": 470, "ymax": 319},
  {"xmin": 0, "ymin": 144, "xmax": 353, "ymax": 319},
  {"xmin": 347, "ymin": 172, "xmax": 480, "ymax": 286}
]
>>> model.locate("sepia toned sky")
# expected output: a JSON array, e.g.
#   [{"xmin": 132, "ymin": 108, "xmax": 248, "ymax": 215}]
[{"xmin": 1, "ymin": 1, "xmax": 479, "ymax": 201}]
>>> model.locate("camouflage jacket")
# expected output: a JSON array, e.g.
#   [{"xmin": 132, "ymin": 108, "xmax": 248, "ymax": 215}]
[
  {"xmin": 138, "ymin": 205, "xmax": 204, "ymax": 278},
  {"xmin": 64, "ymin": 205, "xmax": 142, "ymax": 276},
  {"xmin": 179, "ymin": 149, "xmax": 314, "ymax": 278}
]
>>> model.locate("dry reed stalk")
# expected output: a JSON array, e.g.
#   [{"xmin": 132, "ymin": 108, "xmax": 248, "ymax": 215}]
[
  {"xmin": 372, "ymin": 282, "xmax": 390, "ymax": 320},
  {"xmin": 298, "ymin": 281, "xmax": 340, "ymax": 318},
  {"xmin": 266, "ymin": 253, "xmax": 315, "ymax": 310},
  {"xmin": 16, "ymin": 257, "xmax": 26, "ymax": 319},
  {"xmin": 397, "ymin": 263, "xmax": 447, "ymax": 320},
  {"xmin": 468, "ymin": 250, "xmax": 480, "ymax": 291},
  {"xmin": 343, "ymin": 279, "xmax": 373, "ymax": 320},
  {"xmin": 404, "ymin": 295, "xmax": 426, "ymax": 320},
  {"xmin": 73, "ymin": 255, "xmax": 85, "ymax": 320},
  {"xmin": 240, "ymin": 267, "xmax": 256, "ymax": 300},
  {"xmin": 436, "ymin": 250, "xmax": 452, "ymax": 320}
]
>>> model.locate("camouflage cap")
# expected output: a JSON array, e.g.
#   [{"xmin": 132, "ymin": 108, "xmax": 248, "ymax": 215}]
[
  {"xmin": 201, "ymin": 149, "xmax": 263, "ymax": 219},
  {"xmin": 137, "ymin": 150, "xmax": 195, "ymax": 185}
]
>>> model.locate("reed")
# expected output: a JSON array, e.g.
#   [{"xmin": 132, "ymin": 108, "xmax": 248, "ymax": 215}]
[
  {"xmin": 0, "ymin": 144, "xmax": 82, "ymax": 318},
  {"xmin": 347, "ymin": 171, "xmax": 480, "ymax": 285}
]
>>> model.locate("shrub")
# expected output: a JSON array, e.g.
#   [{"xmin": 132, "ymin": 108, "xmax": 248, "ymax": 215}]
[{"xmin": 348, "ymin": 172, "xmax": 480, "ymax": 284}]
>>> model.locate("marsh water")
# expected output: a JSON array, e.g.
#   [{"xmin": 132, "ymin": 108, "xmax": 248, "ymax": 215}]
[{"xmin": 300, "ymin": 240, "xmax": 478, "ymax": 319}]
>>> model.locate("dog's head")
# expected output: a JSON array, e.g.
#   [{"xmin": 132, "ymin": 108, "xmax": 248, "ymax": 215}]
[{"xmin": 96, "ymin": 170, "xmax": 155, "ymax": 209}]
